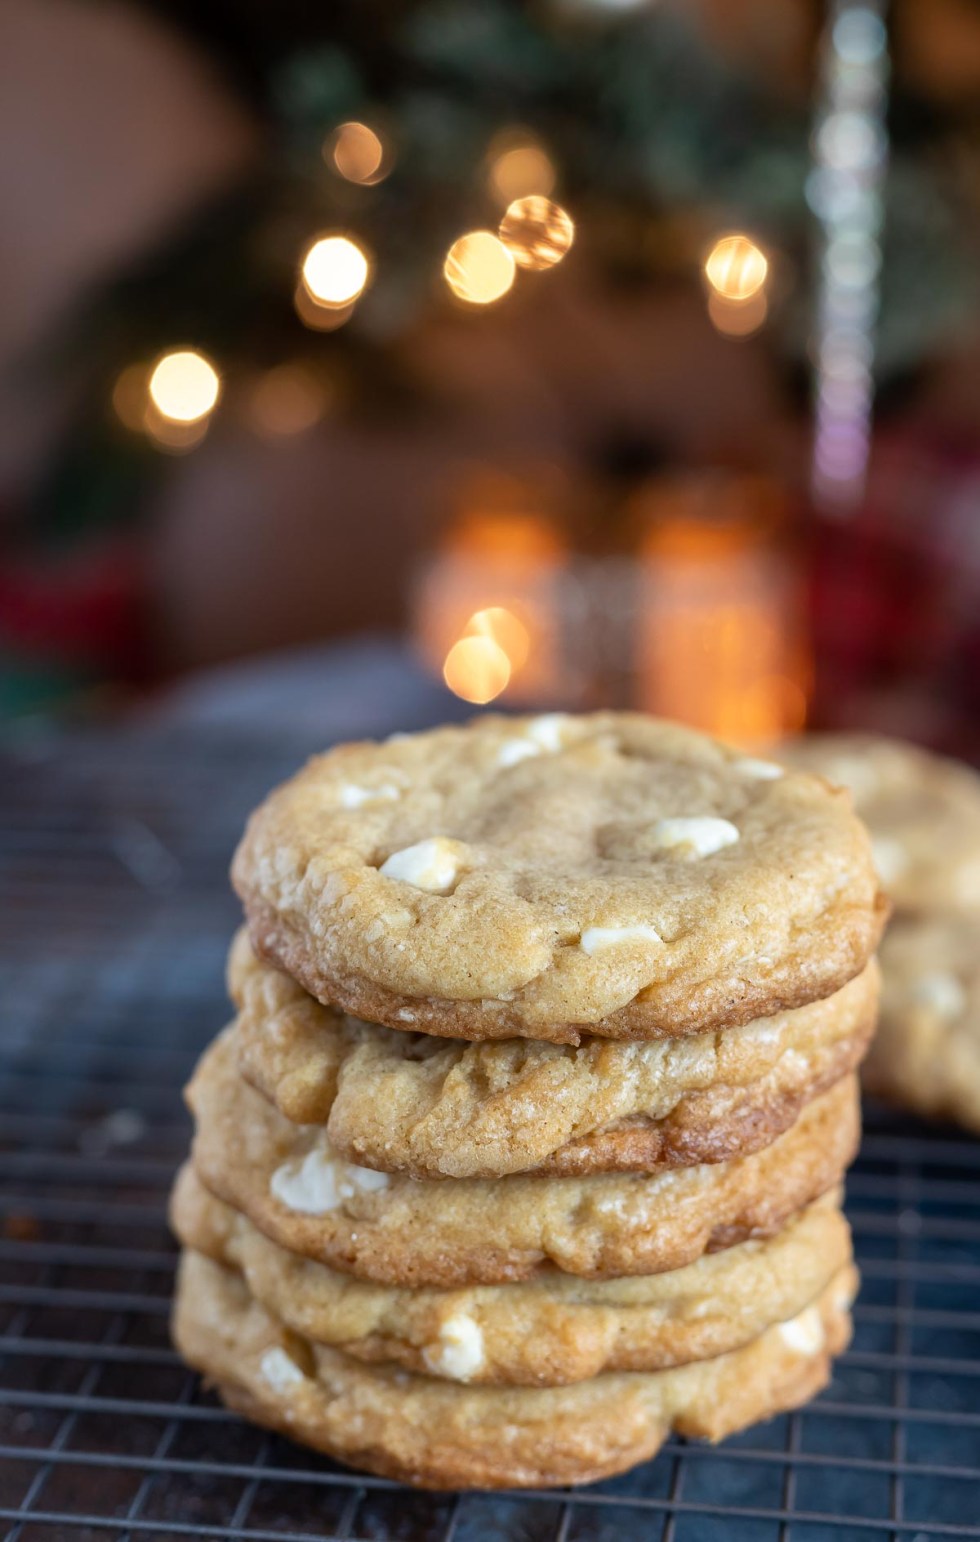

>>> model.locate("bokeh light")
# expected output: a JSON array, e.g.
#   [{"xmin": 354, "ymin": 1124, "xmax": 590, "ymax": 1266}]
[
  {"xmin": 707, "ymin": 289, "xmax": 769, "ymax": 338},
  {"xmin": 112, "ymin": 363, "xmax": 148, "ymax": 432},
  {"xmin": 704, "ymin": 235, "xmax": 769, "ymax": 301},
  {"xmin": 246, "ymin": 364, "xmax": 326, "ymax": 438},
  {"xmin": 327, "ymin": 122, "xmax": 389, "ymax": 185},
  {"xmin": 301, "ymin": 235, "xmax": 371, "ymax": 308},
  {"xmin": 443, "ymin": 635, "xmax": 512, "ymax": 703},
  {"xmin": 463, "ymin": 606, "xmax": 531, "ymax": 672},
  {"xmin": 443, "ymin": 232, "xmax": 516, "ymax": 305},
  {"xmin": 147, "ymin": 350, "xmax": 221, "ymax": 425},
  {"xmin": 499, "ymin": 196, "xmax": 575, "ymax": 271},
  {"xmin": 488, "ymin": 141, "xmax": 556, "ymax": 204}
]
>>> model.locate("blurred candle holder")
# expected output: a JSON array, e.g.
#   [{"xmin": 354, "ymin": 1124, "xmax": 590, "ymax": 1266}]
[
  {"xmin": 632, "ymin": 473, "xmax": 811, "ymax": 745},
  {"xmin": 412, "ymin": 471, "xmax": 583, "ymax": 706}
]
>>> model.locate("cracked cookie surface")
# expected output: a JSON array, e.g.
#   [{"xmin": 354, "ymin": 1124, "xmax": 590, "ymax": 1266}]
[
  {"xmin": 172, "ymin": 1165, "xmax": 852, "ymax": 1387},
  {"xmin": 188, "ymin": 1030, "xmax": 860, "ymax": 1287},
  {"xmin": 232, "ymin": 713, "xmax": 885, "ymax": 1042},
  {"xmin": 230, "ymin": 929, "xmax": 877, "ymax": 1178},
  {"xmin": 173, "ymin": 1249, "xmax": 856, "ymax": 1489}
]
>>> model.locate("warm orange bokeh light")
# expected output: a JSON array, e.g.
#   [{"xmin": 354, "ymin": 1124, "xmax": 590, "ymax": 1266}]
[
  {"xmin": 147, "ymin": 350, "xmax": 221, "ymax": 424},
  {"xmin": 488, "ymin": 142, "xmax": 556, "ymax": 204},
  {"xmin": 704, "ymin": 234, "xmax": 769, "ymax": 301},
  {"xmin": 499, "ymin": 196, "xmax": 574, "ymax": 271},
  {"xmin": 247, "ymin": 364, "xmax": 325, "ymax": 438},
  {"xmin": 328, "ymin": 122, "xmax": 387, "ymax": 184},
  {"xmin": 443, "ymin": 635, "xmax": 512, "ymax": 703},
  {"xmin": 443, "ymin": 232, "xmax": 516, "ymax": 305},
  {"xmin": 708, "ymin": 289, "xmax": 769, "ymax": 338},
  {"xmin": 464, "ymin": 606, "xmax": 531, "ymax": 672},
  {"xmin": 301, "ymin": 235, "xmax": 371, "ymax": 307}
]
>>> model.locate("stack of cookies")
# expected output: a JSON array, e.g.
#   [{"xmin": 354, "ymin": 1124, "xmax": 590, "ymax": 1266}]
[
  {"xmin": 171, "ymin": 713, "xmax": 886, "ymax": 1488},
  {"xmin": 782, "ymin": 734, "xmax": 980, "ymax": 1135}
]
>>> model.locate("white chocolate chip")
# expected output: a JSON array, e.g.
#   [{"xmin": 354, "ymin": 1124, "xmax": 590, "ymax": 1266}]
[
  {"xmin": 778, "ymin": 1305, "xmax": 825, "ymax": 1356},
  {"xmin": 912, "ymin": 972, "xmax": 966, "ymax": 1019},
  {"xmin": 526, "ymin": 714, "xmax": 568, "ymax": 751},
  {"xmin": 652, "ymin": 817, "xmax": 740, "ymax": 858},
  {"xmin": 832, "ymin": 1278, "xmax": 856, "ymax": 1315},
  {"xmin": 271, "ymin": 1148, "xmax": 390, "ymax": 1214},
  {"xmin": 422, "ymin": 1314, "xmax": 485, "ymax": 1381},
  {"xmin": 734, "ymin": 757, "xmax": 784, "ymax": 780},
  {"xmin": 871, "ymin": 835, "xmax": 908, "ymax": 887},
  {"xmin": 580, "ymin": 924, "xmax": 662, "ymax": 955},
  {"xmin": 497, "ymin": 739, "xmax": 542, "ymax": 768},
  {"xmin": 260, "ymin": 1347, "xmax": 306, "ymax": 1393},
  {"xmin": 339, "ymin": 783, "xmax": 400, "ymax": 809},
  {"xmin": 379, "ymin": 837, "xmax": 462, "ymax": 894}
]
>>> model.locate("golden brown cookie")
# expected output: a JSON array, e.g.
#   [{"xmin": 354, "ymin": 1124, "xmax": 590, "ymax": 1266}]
[
  {"xmin": 232, "ymin": 713, "xmax": 885, "ymax": 1043},
  {"xmin": 172, "ymin": 1165, "xmax": 852, "ymax": 1387},
  {"xmin": 173, "ymin": 1249, "xmax": 857, "ymax": 1489},
  {"xmin": 187, "ymin": 1031, "xmax": 861, "ymax": 1287},
  {"xmin": 780, "ymin": 733, "xmax": 980, "ymax": 916},
  {"xmin": 230, "ymin": 928, "xmax": 878, "ymax": 1178},
  {"xmin": 864, "ymin": 914, "xmax": 980, "ymax": 1133}
]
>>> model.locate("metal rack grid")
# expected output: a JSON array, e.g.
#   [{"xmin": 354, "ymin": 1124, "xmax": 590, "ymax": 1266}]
[{"xmin": 1, "ymin": 723, "xmax": 979, "ymax": 1542}]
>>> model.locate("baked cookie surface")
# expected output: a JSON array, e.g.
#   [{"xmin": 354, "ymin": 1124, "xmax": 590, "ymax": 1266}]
[
  {"xmin": 172, "ymin": 1165, "xmax": 851, "ymax": 1387},
  {"xmin": 173, "ymin": 1250, "xmax": 856, "ymax": 1489},
  {"xmin": 232, "ymin": 713, "xmax": 885, "ymax": 1043},
  {"xmin": 866, "ymin": 915, "xmax": 980, "ymax": 1133},
  {"xmin": 231, "ymin": 929, "xmax": 877, "ymax": 1178},
  {"xmin": 780, "ymin": 733, "xmax": 980, "ymax": 916},
  {"xmin": 188, "ymin": 1031, "xmax": 861, "ymax": 1287}
]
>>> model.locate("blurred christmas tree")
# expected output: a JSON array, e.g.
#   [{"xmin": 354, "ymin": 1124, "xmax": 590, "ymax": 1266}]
[{"xmin": 5, "ymin": 0, "xmax": 980, "ymax": 716}]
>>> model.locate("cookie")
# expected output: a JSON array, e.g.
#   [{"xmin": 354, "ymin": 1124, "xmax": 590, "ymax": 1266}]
[
  {"xmin": 780, "ymin": 733, "xmax": 980, "ymax": 916},
  {"xmin": 864, "ymin": 915, "xmax": 980, "ymax": 1133},
  {"xmin": 232, "ymin": 713, "xmax": 885, "ymax": 1043},
  {"xmin": 172, "ymin": 1165, "xmax": 852, "ymax": 1387},
  {"xmin": 187, "ymin": 1031, "xmax": 861, "ymax": 1287},
  {"xmin": 230, "ymin": 928, "xmax": 878, "ymax": 1178},
  {"xmin": 173, "ymin": 1249, "xmax": 857, "ymax": 1489}
]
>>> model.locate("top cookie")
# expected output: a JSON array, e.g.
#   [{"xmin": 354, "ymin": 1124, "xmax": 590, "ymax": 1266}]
[
  {"xmin": 780, "ymin": 734, "xmax": 980, "ymax": 917},
  {"xmin": 233, "ymin": 713, "xmax": 885, "ymax": 1043}
]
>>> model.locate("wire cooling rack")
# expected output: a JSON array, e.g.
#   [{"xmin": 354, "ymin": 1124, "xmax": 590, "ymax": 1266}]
[{"xmin": 1, "ymin": 723, "xmax": 979, "ymax": 1542}]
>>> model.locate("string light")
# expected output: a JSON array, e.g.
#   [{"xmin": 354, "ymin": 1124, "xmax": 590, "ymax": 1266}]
[
  {"xmin": 443, "ymin": 635, "xmax": 512, "ymax": 703},
  {"xmin": 326, "ymin": 122, "xmax": 390, "ymax": 185},
  {"xmin": 704, "ymin": 235, "xmax": 769, "ymax": 301},
  {"xmin": 301, "ymin": 235, "xmax": 371, "ymax": 308},
  {"xmin": 443, "ymin": 231, "xmax": 516, "ymax": 306},
  {"xmin": 147, "ymin": 349, "xmax": 221, "ymax": 424},
  {"xmin": 488, "ymin": 141, "xmax": 556, "ymax": 205},
  {"xmin": 499, "ymin": 196, "xmax": 575, "ymax": 271}
]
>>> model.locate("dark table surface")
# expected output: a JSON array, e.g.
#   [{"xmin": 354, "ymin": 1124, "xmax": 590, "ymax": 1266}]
[{"xmin": 1, "ymin": 720, "xmax": 979, "ymax": 1542}]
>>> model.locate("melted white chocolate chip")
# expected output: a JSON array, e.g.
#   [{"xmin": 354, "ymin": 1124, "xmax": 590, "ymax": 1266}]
[
  {"xmin": 652, "ymin": 817, "xmax": 740, "ymax": 858},
  {"xmin": 912, "ymin": 972, "xmax": 966, "ymax": 1018},
  {"xmin": 423, "ymin": 1314, "xmax": 486, "ymax": 1381},
  {"xmin": 734, "ymin": 757, "xmax": 784, "ymax": 780},
  {"xmin": 580, "ymin": 924, "xmax": 662, "ymax": 955},
  {"xmin": 871, "ymin": 835, "xmax": 907, "ymax": 887},
  {"xmin": 260, "ymin": 1347, "xmax": 306, "ymax": 1393},
  {"xmin": 339, "ymin": 783, "xmax": 400, "ymax": 809},
  {"xmin": 496, "ymin": 739, "xmax": 542, "ymax": 769},
  {"xmin": 778, "ymin": 1305, "xmax": 825, "ymax": 1356},
  {"xmin": 526, "ymin": 713, "xmax": 568, "ymax": 751},
  {"xmin": 379, "ymin": 837, "xmax": 462, "ymax": 894},
  {"xmin": 271, "ymin": 1148, "xmax": 390, "ymax": 1214}
]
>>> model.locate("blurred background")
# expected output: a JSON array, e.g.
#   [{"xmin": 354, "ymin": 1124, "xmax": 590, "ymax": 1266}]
[{"xmin": 2, "ymin": 0, "xmax": 978, "ymax": 751}]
